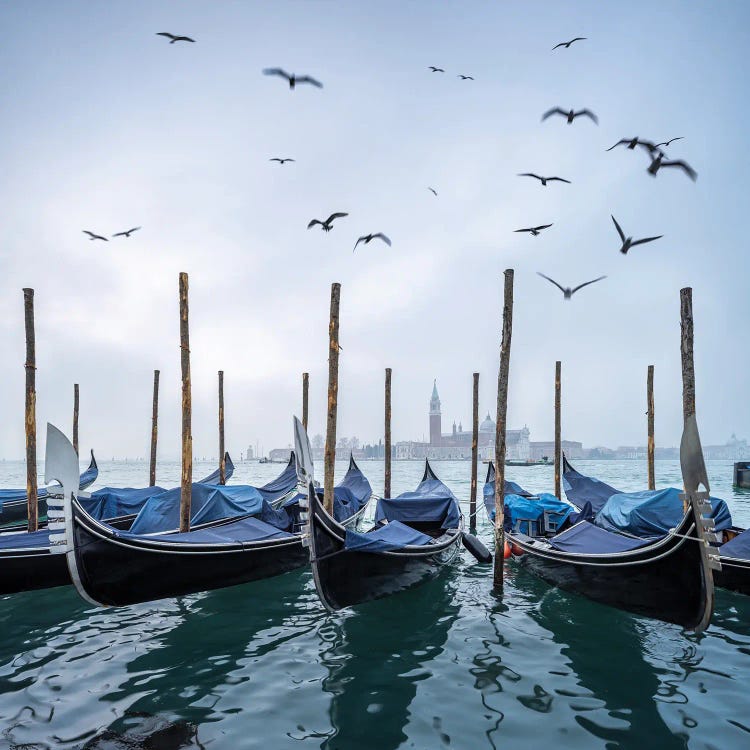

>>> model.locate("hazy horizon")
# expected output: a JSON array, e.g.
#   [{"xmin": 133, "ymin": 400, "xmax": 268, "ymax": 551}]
[{"xmin": 1, "ymin": 1, "xmax": 747, "ymax": 464}]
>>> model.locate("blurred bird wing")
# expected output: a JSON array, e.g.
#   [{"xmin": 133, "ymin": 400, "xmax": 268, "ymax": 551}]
[
  {"xmin": 535, "ymin": 224, "xmax": 553, "ymax": 231},
  {"xmin": 177, "ymin": 37, "xmax": 196, "ymax": 43},
  {"xmin": 537, "ymin": 273, "xmax": 567, "ymax": 294},
  {"xmin": 571, "ymin": 37, "xmax": 586, "ymax": 42},
  {"xmin": 542, "ymin": 107, "xmax": 566, "ymax": 121},
  {"xmin": 326, "ymin": 212, "xmax": 348, "ymax": 223},
  {"xmin": 606, "ymin": 139, "xmax": 628, "ymax": 151},
  {"xmin": 611, "ymin": 215, "xmax": 626, "ymax": 243},
  {"xmin": 577, "ymin": 109, "xmax": 599, "ymax": 124},
  {"xmin": 353, "ymin": 237, "xmax": 366, "ymax": 252},
  {"xmin": 83, "ymin": 230, "xmax": 95, "ymax": 237},
  {"xmin": 263, "ymin": 68, "xmax": 291, "ymax": 80},
  {"xmin": 374, "ymin": 233, "xmax": 392, "ymax": 246},
  {"xmin": 518, "ymin": 172, "xmax": 542, "ymax": 180},
  {"xmin": 663, "ymin": 160, "xmax": 697, "ymax": 180},
  {"xmin": 307, "ymin": 219, "xmax": 322, "ymax": 229},
  {"xmin": 571, "ymin": 276, "xmax": 607, "ymax": 294},
  {"xmin": 551, "ymin": 42, "xmax": 566, "ymax": 50},
  {"xmin": 637, "ymin": 140, "xmax": 658, "ymax": 154},
  {"xmin": 297, "ymin": 75, "xmax": 323, "ymax": 88},
  {"xmin": 428, "ymin": 187, "xmax": 437, "ymax": 195},
  {"xmin": 514, "ymin": 228, "xmax": 532, "ymax": 233},
  {"xmin": 631, "ymin": 235, "xmax": 663, "ymax": 246},
  {"xmin": 156, "ymin": 32, "xmax": 177, "ymax": 40},
  {"xmin": 548, "ymin": 176, "xmax": 571, "ymax": 183}
]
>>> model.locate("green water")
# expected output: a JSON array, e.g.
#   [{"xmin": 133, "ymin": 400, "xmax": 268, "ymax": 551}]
[{"xmin": 1, "ymin": 459, "xmax": 749, "ymax": 749}]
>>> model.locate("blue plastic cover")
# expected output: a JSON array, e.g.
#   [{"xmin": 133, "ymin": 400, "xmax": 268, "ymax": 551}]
[
  {"xmin": 562, "ymin": 456, "xmax": 621, "ymax": 513},
  {"xmin": 344, "ymin": 520, "xmax": 433, "ymax": 552},
  {"xmin": 595, "ymin": 487, "xmax": 732, "ymax": 537},
  {"xmin": 257, "ymin": 453, "xmax": 298, "ymax": 503},
  {"xmin": 122, "ymin": 515, "xmax": 295, "ymax": 545},
  {"xmin": 0, "ymin": 528, "xmax": 51, "ymax": 551},
  {"xmin": 503, "ymin": 493, "xmax": 573, "ymax": 534},
  {"xmin": 482, "ymin": 462, "xmax": 533, "ymax": 521},
  {"xmin": 128, "ymin": 483, "xmax": 278, "ymax": 534},
  {"xmin": 196, "ymin": 453, "xmax": 236, "ymax": 485},
  {"xmin": 549, "ymin": 521, "xmax": 652, "ymax": 554},
  {"xmin": 375, "ymin": 461, "xmax": 460, "ymax": 529},
  {"xmin": 81, "ymin": 486, "xmax": 167, "ymax": 520},
  {"xmin": 721, "ymin": 528, "xmax": 750, "ymax": 560}
]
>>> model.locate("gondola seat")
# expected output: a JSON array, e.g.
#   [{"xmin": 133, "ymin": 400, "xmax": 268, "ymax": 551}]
[{"xmin": 344, "ymin": 521, "xmax": 434, "ymax": 552}]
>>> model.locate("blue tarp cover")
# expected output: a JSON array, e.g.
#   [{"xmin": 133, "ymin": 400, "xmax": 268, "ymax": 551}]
[
  {"xmin": 721, "ymin": 528, "xmax": 750, "ymax": 560},
  {"xmin": 375, "ymin": 465, "xmax": 460, "ymax": 529},
  {"xmin": 549, "ymin": 521, "xmax": 652, "ymax": 554},
  {"xmin": 81, "ymin": 486, "xmax": 167, "ymax": 520},
  {"xmin": 504, "ymin": 493, "xmax": 573, "ymax": 534},
  {"xmin": 197, "ymin": 453, "xmax": 236, "ymax": 486},
  {"xmin": 0, "ymin": 528, "xmax": 51, "ymax": 551},
  {"xmin": 128, "ymin": 483, "xmax": 276, "ymax": 534},
  {"xmin": 122, "ymin": 515, "xmax": 295, "ymax": 545},
  {"xmin": 257, "ymin": 455, "xmax": 298, "ymax": 503},
  {"xmin": 596, "ymin": 487, "xmax": 732, "ymax": 537},
  {"xmin": 562, "ymin": 457, "xmax": 620, "ymax": 514},
  {"xmin": 344, "ymin": 520, "xmax": 433, "ymax": 552}
]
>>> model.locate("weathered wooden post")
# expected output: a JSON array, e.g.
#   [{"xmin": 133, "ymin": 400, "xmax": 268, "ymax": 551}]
[
  {"xmin": 493, "ymin": 270, "xmax": 514, "ymax": 588},
  {"xmin": 470, "ymin": 372, "xmax": 479, "ymax": 532},
  {"xmin": 384, "ymin": 367, "xmax": 392, "ymax": 498},
  {"xmin": 323, "ymin": 283, "xmax": 341, "ymax": 515},
  {"xmin": 179, "ymin": 272, "xmax": 192, "ymax": 532},
  {"xmin": 647, "ymin": 364, "xmax": 655, "ymax": 490},
  {"xmin": 680, "ymin": 287, "xmax": 695, "ymax": 511},
  {"xmin": 218, "ymin": 370, "xmax": 226, "ymax": 484},
  {"xmin": 23, "ymin": 288, "xmax": 38, "ymax": 532},
  {"xmin": 555, "ymin": 360, "xmax": 561, "ymax": 499},
  {"xmin": 149, "ymin": 369, "xmax": 160, "ymax": 486},
  {"xmin": 73, "ymin": 383, "xmax": 80, "ymax": 457},
  {"xmin": 302, "ymin": 372, "xmax": 309, "ymax": 431}
]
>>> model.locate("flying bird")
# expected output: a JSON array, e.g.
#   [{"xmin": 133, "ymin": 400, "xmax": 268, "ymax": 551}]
[
  {"xmin": 515, "ymin": 224, "xmax": 553, "ymax": 236},
  {"xmin": 428, "ymin": 187, "xmax": 438, "ymax": 196},
  {"xmin": 156, "ymin": 32, "xmax": 195, "ymax": 44},
  {"xmin": 611, "ymin": 216, "xmax": 662, "ymax": 255},
  {"xmin": 83, "ymin": 230, "xmax": 108, "ymax": 242},
  {"xmin": 542, "ymin": 107, "xmax": 598, "ymax": 124},
  {"xmin": 307, "ymin": 212, "xmax": 348, "ymax": 232},
  {"xmin": 537, "ymin": 272, "xmax": 606, "ymax": 299},
  {"xmin": 112, "ymin": 227, "xmax": 141, "ymax": 238},
  {"xmin": 654, "ymin": 137, "xmax": 684, "ymax": 149},
  {"xmin": 262, "ymin": 68, "xmax": 323, "ymax": 89},
  {"xmin": 270, "ymin": 157, "xmax": 295, "ymax": 164},
  {"xmin": 458, "ymin": 74, "xmax": 474, "ymax": 80},
  {"xmin": 552, "ymin": 37, "xmax": 586, "ymax": 50},
  {"xmin": 428, "ymin": 66, "xmax": 445, "ymax": 72},
  {"xmin": 517, "ymin": 173, "xmax": 571, "ymax": 186},
  {"xmin": 353, "ymin": 233, "xmax": 391, "ymax": 252},
  {"xmin": 645, "ymin": 150, "xmax": 697, "ymax": 181},
  {"xmin": 606, "ymin": 137, "xmax": 654, "ymax": 152}
]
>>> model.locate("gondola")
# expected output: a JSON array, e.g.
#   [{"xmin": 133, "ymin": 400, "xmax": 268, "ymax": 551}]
[
  {"xmin": 0, "ymin": 451, "xmax": 284, "ymax": 597},
  {"xmin": 563, "ymin": 454, "xmax": 750, "ymax": 596},
  {"xmin": 308, "ymin": 457, "xmax": 464, "ymax": 611},
  {"xmin": 504, "ymin": 417, "xmax": 718, "ymax": 631},
  {"xmin": 482, "ymin": 460, "xmax": 533, "ymax": 521},
  {"xmin": 46, "ymin": 425, "xmax": 372, "ymax": 607},
  {"xmin": 0, "ymin": 450, "xmax": 98, "ymax": 528}
]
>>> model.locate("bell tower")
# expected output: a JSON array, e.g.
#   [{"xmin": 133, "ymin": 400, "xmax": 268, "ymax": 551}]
[{"xmin": 429, "ymin": 380, "xmax": 442, "ymax": 446}]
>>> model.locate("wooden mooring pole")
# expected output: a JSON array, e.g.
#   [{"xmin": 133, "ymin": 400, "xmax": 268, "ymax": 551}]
[
  {"xmin": 323, "ymin": 283, "xmax": 341, "ymax": 515},
  {"xmin": 73, "ymin": 383, "xmax": 80, "ymax": 457},
  {"xmin": 680, "ymin": 287, "xmax": 695, "ymax": 510},
  {"xmin": 647, "ymin": 365, "xmax": 655, "ymax": 490},
  {"xmin": 23, "ymin": 288, "xmax": 38, "ymax": 533},
  {"xmin": 179, "ymin": 272, "xmax": 192, "ymax": 532},
  {"xmin": 555, "ymin": 361, "xmax": 561, "ymax": 499},
  {"xmin": 470, "ymin": 372, "xmax": 479, "ymax": 532},
  {"xmin": 493, "ymin": 270, "xmax": 514, "ymax": 588},
  {"xmin": 302, "ymin": 372, "xmax": 309, "ymax": 431},
  {"xmin": 149, "ymin": 369, "xmax": 160, "ymax": 486},
  {"xmin": 384, "ymin": 368, "xmax": 392, "ymax": 498},
  {"xmin": 218, "ymin": 370, "xmax": 226, "ymax": 485}
]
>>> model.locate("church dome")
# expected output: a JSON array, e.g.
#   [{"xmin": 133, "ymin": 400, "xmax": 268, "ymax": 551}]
[{"xmin": 480, "ymin": 413, "xmax": 495, "ymax": 433}]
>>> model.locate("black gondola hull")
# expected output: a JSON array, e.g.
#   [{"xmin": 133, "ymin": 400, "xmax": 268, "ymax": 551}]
[
  {"xmin": 309, "ymin": 490, "xmax": 461, "ymax": 611},
  {"xmin": 508, "ymin": 513, "xmax": 710, "ymax": 629},
  {"xmin": 0, "ymin": 547, "xmax": 70, "ymax": 595},
  {"xmin": 715, "ymin": 558, "xmax": 750, "ymax": 597},
  {"xmin": 71, "ymin": 505, "xmax": 310, "ymax": 606}
]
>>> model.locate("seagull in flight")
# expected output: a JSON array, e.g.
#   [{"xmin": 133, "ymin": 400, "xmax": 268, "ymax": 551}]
[
  {"xmin": 518, "ymin": 173, "xmax": 571, "ymax": 186},
  {"xmin": 654, "ymin": 137, "xmax": 684, "ymax": 149},
  {"xmin": 83, "ymin": 230, "xmax": 108, "ymax": 242},
  {"xmin": 156, "ymin": 33, "xmax": 195, "ymax": 44},
  {"xmin": 515, "ymin": 224, "xmax": 553, "ymax": 236},
  {"xmin": 542, "ymin": 107, "xmax": 598, "ymax": 124},
  {"xmin": 112, "ymin": 227, "xmax": 141, "ymax": 238},
  {"xmin": 353, "ymin": 233, "xmax": 391, "ymax": 252},
  {"xmin": 428, "ymin": 66, "xmax": 445, "ymax": 72},
  {"xmin": 552, "ymin": 37, "xmax": 586, "ymax": 50},
  {"xmin": 537, "ymin": 272, "xmax": 606, "ymax": 299},
  {"xmin": 458, "ymin": 74, "xmax": 474, "ymax": 80},
  {"xmin": 428, "ymin": 187, "xmax": 438, "ymax": 196},
  {"xmin": 262, "ymin": 68, "xmax": 323, "ymax": 89},
  {"xmin": 307, "ymin": 213, "xmax": 348, "ymax": 232},
  {"xmin": 611, "ymin": 216, "xmax": 662, "ymax": 255},
  {"xmin": 606, "ymin": 137, "xmax": 654, "ymax": 152},
  {"xmin": 642, "ymin": 148, "xmax": 697, "ymax": 181},
  {"xmin": 270, "ymin": 157, "xmax": 295, "ymax": 165}
]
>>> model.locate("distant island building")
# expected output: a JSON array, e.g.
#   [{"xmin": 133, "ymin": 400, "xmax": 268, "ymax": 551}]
[{"xmin": 394, "ymin": 380, "xmax": 531, "ymax": 460}]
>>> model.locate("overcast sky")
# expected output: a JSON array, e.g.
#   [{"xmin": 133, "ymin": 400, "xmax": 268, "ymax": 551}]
[{"xmin": 0, "ymin": 1, "xmax": 747, "ymax": 460}]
